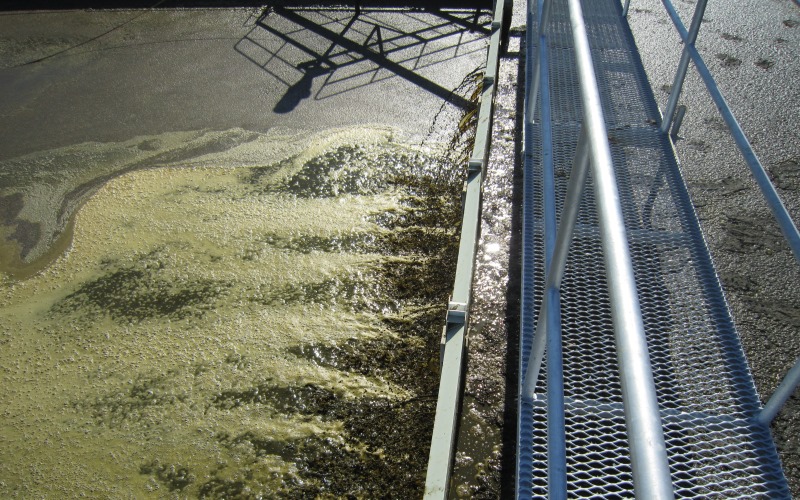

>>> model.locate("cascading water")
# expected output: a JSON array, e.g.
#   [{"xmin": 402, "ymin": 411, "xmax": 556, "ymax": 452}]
[{"xmin": 0, "ymin": 125, "xmax": 464, "ymax": 497}]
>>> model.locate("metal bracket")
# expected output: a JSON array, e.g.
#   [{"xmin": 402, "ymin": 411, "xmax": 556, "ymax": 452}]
[
  {"xmin": 440, "ymin": 301, "xmax": 469, "ymax": 368},
  {"xmin": 446, "ymin": 301, "xmax": 468, "ymax": 325},
  {"xmin": 468, "ymin": 158, "xmax": 484, "ymax": 174}
]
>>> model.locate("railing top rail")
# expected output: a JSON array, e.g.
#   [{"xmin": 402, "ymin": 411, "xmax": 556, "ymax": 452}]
[
  {"xmin": 520, "ymin": 0, "xmax": 675, "ymax": 496},
  {"xmin": 562, "ymin": 0, "xmax": 675, "ymax": 496}
]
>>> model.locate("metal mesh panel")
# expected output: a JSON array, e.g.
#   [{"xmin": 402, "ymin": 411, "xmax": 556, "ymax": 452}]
[{"xmin": 518, "ymin": 0, "xmax": 790, "ymax": 496}]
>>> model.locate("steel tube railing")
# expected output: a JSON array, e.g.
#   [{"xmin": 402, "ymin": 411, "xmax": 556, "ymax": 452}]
[
  {"xmin": 521, "ymin": 129, "xmax": 589, "ymax": 498},
  {"xmin": 622, "ymin": 0, "xmax": 632, "ymax": 17},
  {"xmin": 520, "ymin": 0, "xmax": 676, "ymax": 495},
  {"xmin": 520, "ymin": 0, "xmax": 547, "ymax": 405},
  {"xmin": 657, "ymin": 0, "xmax": 800, "ymax": 265},
  {"xmin": 653, "ymin": 0, "xmax": 800, "ymax": 420},
  {"xmin": 516, "ymin": 0, "xmax": 538, "ymax": 485},
  {"xmin": 567, "ymin": 0, "xmax": 675, "ymax": 496},
  {"xmin": 522, "ymin": 126, "xmax": 590, "ymax": 398},
  {"xmin": 545, "ymin": 286, "xmax": 567, "ymax": 499},
  {"xmin": 659, "ymin": 0, "xmax": 708, "ymax": 134},
  {"xmin": 759, "ymin": 357, "xmax": 800, "ymax": 426}
]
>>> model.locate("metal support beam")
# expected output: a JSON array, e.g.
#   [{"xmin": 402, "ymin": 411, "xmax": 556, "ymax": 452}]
[
  {"xmin": 660, "ymin": 0, "xmax": 708, "ymax": 134},
  {"xmin": 424, "ymin": 166, "xmax": 480, "ymax": 498},
  {"xmin": 423, "ymin": 0, "xmax": 507, "ymax": 496}
]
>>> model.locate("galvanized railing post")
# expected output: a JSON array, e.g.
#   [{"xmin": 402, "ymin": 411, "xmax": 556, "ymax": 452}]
[
  {"xmin": 566, "ymin": 0, "xmax": 675, "ymax": 496},
  {"xmin": 659, "ymin": 0, "xmax": 708, "ymax": 134},
  {"xmin": 758, "ymin": 357, "xmax": 800, "ymax": 426},
  {"xmin": 659, "ymin": 0, "xmax": 800, "ymax": 265},
  {"xmin": 522, "ymin": 126, "xmax": 590, "ymax": 398}
]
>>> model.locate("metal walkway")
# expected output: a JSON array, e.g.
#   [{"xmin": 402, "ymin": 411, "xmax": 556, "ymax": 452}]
[{"xmin": 516, "ymin": 0, "xmax": 796, "ymax": 497}]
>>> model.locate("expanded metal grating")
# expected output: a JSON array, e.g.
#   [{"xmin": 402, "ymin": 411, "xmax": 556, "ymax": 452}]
[{"xmin": 517, "ymin": 0, "xmax": 791, "ymax": 497}]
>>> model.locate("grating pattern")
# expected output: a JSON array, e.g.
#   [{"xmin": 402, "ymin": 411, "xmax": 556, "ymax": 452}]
[{"xmin": 517, "ymin": 0, "xmax": 791, "ymax": 497}]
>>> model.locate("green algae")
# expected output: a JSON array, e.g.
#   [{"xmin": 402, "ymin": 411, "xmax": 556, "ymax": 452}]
[{"xmin": 0, "ymin": 127, "xmax": 351, "ymax": 278}]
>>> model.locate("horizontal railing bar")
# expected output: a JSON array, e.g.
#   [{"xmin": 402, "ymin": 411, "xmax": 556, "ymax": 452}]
[{"xmin": 567, "ymin": 0, "xmax": 675, "ymax": 496}]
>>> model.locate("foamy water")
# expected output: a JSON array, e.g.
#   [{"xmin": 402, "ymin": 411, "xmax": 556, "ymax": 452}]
[{"xmin": 0, "ymin": 126, "xmax": 454, "ymax": 496}]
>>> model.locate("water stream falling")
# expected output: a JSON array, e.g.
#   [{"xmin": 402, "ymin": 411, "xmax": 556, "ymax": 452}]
[{"xmin": 0, "ymin": 126, "xmax": 463, "ymax": 497}]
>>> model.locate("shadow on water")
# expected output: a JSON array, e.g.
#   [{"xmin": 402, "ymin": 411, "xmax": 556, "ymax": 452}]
[
  {"xmin": 1, "ymin": 0, "xmax": 489, "ymax": 12},
  {"xmin": 237, "ymin": 4, "xmax": 491, "ymax": 113},
  {"xmin": 273, "ymin": 62, "xmax": 332, "ymax": 113}
]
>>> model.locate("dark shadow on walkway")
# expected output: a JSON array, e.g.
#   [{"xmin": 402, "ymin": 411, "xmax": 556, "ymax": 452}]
[{"xmin": 236, "ymin": 5, "xmax": 491, "ymax": 113}]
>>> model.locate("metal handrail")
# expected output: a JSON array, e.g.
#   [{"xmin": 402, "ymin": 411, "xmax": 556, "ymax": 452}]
[
  {"xmin": 519, "ymin": 0, "xmax": 675, "ymax": 496},
  {"xmin": 624, "ymin": 0, "xmax": 800, "ymax": 426}
]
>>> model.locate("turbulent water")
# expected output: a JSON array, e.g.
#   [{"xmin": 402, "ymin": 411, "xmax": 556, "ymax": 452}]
[{"xmin": 0, "ymin": 126, "xmax": 461, "ymax": 497}]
